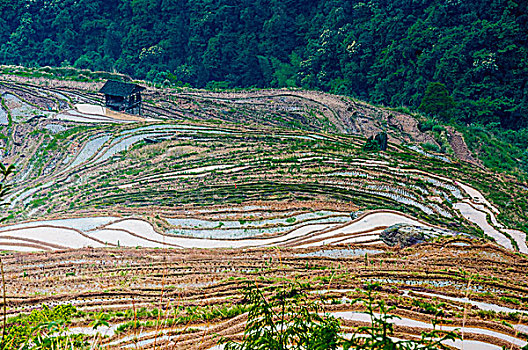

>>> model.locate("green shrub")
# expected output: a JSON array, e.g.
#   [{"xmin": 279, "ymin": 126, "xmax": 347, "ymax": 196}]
[
  {"xmin": 221, "ymin": 282, "xmax": 341, "ymax": 350},
  {"xmin": 432, "ymin": 125, "xmax": 445, "ymax": 133},
  {"xmin": 363, "ymin": 132, "xmax": 388, "ymax": 152},
  {"xmin": 418, "ymin": 120, "xmax": 436, "ymax": 132},
  {"xmin": 1, "ymin": 304, "xmax": 81, "ymax": 350},
  {"xmin": 221, "ymin": 282, "xmax": 459, "ymax": 350},
  {"xmin": 422, "ymin": 142, "xmax": 441, "ymax": 153}
]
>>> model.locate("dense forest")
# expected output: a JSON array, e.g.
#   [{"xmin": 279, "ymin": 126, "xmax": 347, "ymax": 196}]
[{"xmin": 1, "ymin": 0, "xmax": 527, "ymax": 129}]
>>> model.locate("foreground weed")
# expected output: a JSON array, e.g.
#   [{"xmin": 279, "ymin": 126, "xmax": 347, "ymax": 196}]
[{"xmin": 221, "ymin": 282, "xmax": 460, "ymax": 350}]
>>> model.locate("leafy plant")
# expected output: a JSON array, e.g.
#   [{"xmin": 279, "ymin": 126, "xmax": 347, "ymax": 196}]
[
  {"xmin": 1, "ymin": 304, "xmax": 81, "ymax": 350},
  {"xmin": 222, "ymin": 282, "xmax": 460, "ymax": 350},
  {"xmin": 222, "ymin": 282, "xmax": 341, "ymax": 350},
  {"xmin": 344, "ymin": 284, "xmax": 458, "ymax": 349}
]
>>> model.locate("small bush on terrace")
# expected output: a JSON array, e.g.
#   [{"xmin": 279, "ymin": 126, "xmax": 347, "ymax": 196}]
[{"xmin": 0, "ymin": 304, "xmax": 83, "ymax": 350}]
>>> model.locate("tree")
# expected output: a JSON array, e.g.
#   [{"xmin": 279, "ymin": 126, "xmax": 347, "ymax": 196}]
[{"xmin": 419, "ymin": 82, "xmax": 456, "ymax": 121}]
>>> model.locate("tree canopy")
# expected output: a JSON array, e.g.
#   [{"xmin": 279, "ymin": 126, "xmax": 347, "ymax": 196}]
[{"xmin": 419, "ymin": 83, "xmax": 457, "ymax": 121}]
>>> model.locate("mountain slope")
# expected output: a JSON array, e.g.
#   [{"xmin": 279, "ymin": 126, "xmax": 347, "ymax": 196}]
[{"xmin": 0, "ymin": 71, "xmax": 526, "ymax": 254}]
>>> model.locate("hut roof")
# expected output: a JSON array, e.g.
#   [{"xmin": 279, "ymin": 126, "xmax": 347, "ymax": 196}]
[{"xmin": 99, "ymin": 80, "xmax": 145, "ymax": 97}]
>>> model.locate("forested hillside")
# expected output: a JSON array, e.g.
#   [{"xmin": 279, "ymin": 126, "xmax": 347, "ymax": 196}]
[{"xmin": 1, "ymin": 0, "xmax": 527, "ymax": 128}]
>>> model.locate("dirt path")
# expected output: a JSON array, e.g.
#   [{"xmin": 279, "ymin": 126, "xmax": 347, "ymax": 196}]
[{"xmin": 446, "ymin": 126, "xmax": 481, "ymax": 166}]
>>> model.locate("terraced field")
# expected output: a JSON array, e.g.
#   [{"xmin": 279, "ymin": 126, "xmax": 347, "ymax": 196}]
[
  {"xmin": 3, "ymin": 241, "xmax": 528, "ymax": 349},
  {"xmin": 0, "ymin": 70, "xmax": 527, "ymax": 349}
]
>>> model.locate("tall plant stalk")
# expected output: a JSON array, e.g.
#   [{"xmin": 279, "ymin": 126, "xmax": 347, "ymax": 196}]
[
  {"xmin": 0, "ymin": 163, "xmax": 13, "ymax": 348},
  {"xmin": 0, "ymin": 257, "xmax": 5, "ymax": 347}
]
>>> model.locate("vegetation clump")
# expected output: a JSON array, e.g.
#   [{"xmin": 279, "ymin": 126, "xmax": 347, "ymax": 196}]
[
  {"xmin": 418, "ymin": 83, "xmax": 456, "ymax": 122},
  {"xmin": 363, "ymin": 132, "xmax": 388, "ymax": 152},
  {"xmin": 222, "ymin": 282, "xmax": 459, "ymax": 350},
  {"xmin": 0, "ymin": 304, "xmax": 82, "ymax": 350}
]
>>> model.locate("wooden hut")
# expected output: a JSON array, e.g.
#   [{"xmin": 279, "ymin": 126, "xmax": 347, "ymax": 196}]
[{"xmin": 99, "ymin": 80, "xmax": 145, "ymax": 115}]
